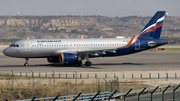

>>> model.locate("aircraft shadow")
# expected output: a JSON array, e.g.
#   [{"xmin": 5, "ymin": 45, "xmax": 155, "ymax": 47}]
[
  {"xmin": 0, "ymin": 64, "xmax": 100, "ymax": 69},
  {"xmin": 93, "ymin": 62, "xmax": 144, "ymax": 65},
  {"xmin": 46, "ymin": 64, "xmax": 101, "ymax": 69},
  {"xmin": 0, "ymin": 62, "xmax": 143, "ymax": 68},
  {"xmin": 0, "ymin": 65, "xmax": 25, "ymax": 67}
]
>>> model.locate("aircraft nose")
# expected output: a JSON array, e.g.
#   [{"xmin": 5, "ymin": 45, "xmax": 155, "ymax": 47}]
[
  {"xmin": 3, "ymin": 48, "xmax": 8, "ymax": 56},
  {"xmin": 3, "ymin": 48, "xmax": 11, "ymax": 57}
]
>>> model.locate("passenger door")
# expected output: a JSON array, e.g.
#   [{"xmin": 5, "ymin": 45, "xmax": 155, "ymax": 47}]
[{"xmin": 25, "ymin": 41, "xmax": 30, "ymax": 51}]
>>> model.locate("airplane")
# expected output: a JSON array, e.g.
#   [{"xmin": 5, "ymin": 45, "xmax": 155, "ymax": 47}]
[{"xmin": 3, "ymin": 11, "xmax": 168, "ymax": 67}]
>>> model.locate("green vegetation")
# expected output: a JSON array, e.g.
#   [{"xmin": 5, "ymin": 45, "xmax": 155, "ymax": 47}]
[
  {"xmin": 168, "ymin": 29, "xmax": 180, "ymax": 32},
  {"xmin": 0, "ymin": 15, "xmax": 105, "ymax": 19},
  {"xmin": 164, "ymin": 48, "xmax": 180, "ymax": 52},
  {"xmin": 0, "ymin": 78, "xmax": 149, "ymax": 100},
  {"xmin": 117, "ymin": 16, "xmax": 151, "ymax": 22},
  {"xmin": 161, "ymin": 37, "xmax": 180, "ymax": 44},
  {"xmin": 55, "ymin": 28, "xmax": 66, "ymax": 33},
  {"xmin": 0, "ymin": 39, "xmax": 20, "ymax": 43},
  {"xmin": 0, "ymin": 73, "xmax": 28, "ymax": 80},
  {"xmin": 71, "ymin": 29, "xmax": 84, "ymax": 34},
  {"xmin": 0, "ymin": 73, "xmax": 15, "ymax": 77},
  {"xmin": 147, "ymin": 48, "xmax": 180, "ymax": 52}
]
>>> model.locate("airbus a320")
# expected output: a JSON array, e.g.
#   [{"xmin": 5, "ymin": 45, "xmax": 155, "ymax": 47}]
[{"xmin": 3, "ymin": 11, "xmax": 168, "ymax": 67}]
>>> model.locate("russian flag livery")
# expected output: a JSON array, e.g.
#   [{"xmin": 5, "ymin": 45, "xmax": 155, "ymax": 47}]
[
  {"xmin": 137, "ymin": 11, "xmax": 166, "ymax": 39},
  {"xmin": 3, "ymin": 11, "xmax": 169, "ymax": 67}
]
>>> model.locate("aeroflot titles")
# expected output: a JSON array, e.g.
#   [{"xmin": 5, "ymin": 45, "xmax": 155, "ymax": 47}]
[{"xmin": 37, "ymin": 40, "xmax": 61, "ymax": 43}]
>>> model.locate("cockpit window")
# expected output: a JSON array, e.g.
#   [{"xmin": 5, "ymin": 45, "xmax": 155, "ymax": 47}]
[
  {"xmin": 9, "ymin": 44, "xmax": 13, "ymax": 47},
  {"xmin": 9, "ymin": 43, "xmax": 19, "ymax": 47}
]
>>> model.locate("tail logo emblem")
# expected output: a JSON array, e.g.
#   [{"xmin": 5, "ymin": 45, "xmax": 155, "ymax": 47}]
[{"xmin": 135, "ymin": 40, "xmax": 140, "ymax": 50}]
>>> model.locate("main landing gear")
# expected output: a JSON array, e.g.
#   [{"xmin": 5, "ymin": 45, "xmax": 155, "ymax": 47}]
[
  {"xmin": 77, "ymin": 60, "xmax": 92, "ymax": 66},
  {"xmin": 77, "ymin": 60, "xmax": 82, "ymax": 65},
  {"xmin": 84, "ymin": 55, "xmax": 92, "ymax": 66},
  {"xmin": 85, "ymin": 61, "xmax": 92, "ymax": 66},
  {"xmin": 24, "ymin": 58, "xmax": 29, "ymax": 67}
]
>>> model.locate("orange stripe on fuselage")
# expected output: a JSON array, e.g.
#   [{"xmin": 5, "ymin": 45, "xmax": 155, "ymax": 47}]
[
  {"xmin": 127, "ymin": 35, "xmax": 135, "ymax": 46},
  {"xmin": 61, "ymin": 53, "xmax": 65, "ymax": 65}
]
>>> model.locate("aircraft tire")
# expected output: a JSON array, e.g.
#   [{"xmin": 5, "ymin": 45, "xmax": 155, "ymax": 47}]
[
  {"xmin": 77, "ymin": 60, "xmax": 82, "ymax": 65},
  {"xmin": 24, "ymin": 63, "xmax": 28, "ymax": 67},
  {"xmin": 85, "ymin": 61, "xmax": 92, "ymax": 66}
]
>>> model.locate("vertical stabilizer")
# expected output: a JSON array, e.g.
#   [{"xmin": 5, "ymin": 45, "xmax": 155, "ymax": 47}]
[{"xmin": 137, "ymin": 11, "xmax": 167, "ymax": 39}]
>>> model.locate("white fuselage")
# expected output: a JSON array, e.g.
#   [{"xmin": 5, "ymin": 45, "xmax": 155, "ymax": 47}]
[{"xmin": 3, "ymin": 38, "xmax": 130, "ymax": 58}]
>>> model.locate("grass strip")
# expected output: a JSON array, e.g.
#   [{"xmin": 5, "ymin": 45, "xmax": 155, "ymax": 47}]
[{"xmin": 0, "ymin": 78, "xmax": 149, "ymax": 100}]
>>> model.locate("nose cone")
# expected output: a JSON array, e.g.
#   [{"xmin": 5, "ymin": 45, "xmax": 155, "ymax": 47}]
[
  {"xmin": 3, "ymin": 48, "xmax": 8, "ymax": 56},
  {"xmin": 3, "ymin": 48, "xmax": 13, "ymax": 57}
]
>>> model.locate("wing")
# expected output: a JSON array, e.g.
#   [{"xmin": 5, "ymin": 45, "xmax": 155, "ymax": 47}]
[{"xmin": 54, "ymin": 35, "xmax": 135, "ymax": 58}]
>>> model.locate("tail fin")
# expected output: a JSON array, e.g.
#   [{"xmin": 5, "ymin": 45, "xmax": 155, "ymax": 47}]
[{"xmin": 137, "ymin": 11, "xmax": 167, "ymax": 39}]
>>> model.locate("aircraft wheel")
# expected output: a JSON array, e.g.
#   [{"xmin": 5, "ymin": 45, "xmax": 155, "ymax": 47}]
[
  {"xmin": 24, "ymin": 63, "xmax": 28, "ymax": 67},
  {"xmin": 85, "ymin": 61, "xmax": 92, "ymax": 66},
  {"xmin": 77, "ymin": 60, "xmax": 82, "ymax": 65}
]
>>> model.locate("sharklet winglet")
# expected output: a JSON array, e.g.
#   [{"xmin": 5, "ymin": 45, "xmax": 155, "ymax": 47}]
[{"xmin": 82, "ymin": 34, "xmax": 86, "ymax": 38}]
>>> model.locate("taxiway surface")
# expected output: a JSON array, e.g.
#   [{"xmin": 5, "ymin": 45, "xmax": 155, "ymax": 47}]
[{"xmin": 0, "ymin": 51, "xmax": 180, "ymax": 73}]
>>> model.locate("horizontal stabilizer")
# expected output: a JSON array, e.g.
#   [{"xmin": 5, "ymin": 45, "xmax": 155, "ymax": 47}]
[{"xmin": 148, "ymin": 41, "xmax": 168, "ymax": 47}]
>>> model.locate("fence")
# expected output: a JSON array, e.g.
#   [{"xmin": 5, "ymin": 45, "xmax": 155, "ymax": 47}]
[
  {"xmin": 13, "ymin": 91, "xmax": 117, "ymax": 101},
  {"xmin": 117, "ymin": 83, "xmax": 180, "ymax": 101},
  {"xmin": 14, "ymin": 71, "xmax": 180, "ymax": 79},
  {"xmin": 9, "ymin": 84, "xmax": 180, "ymax": 101},
  {"xmin": 1, "ymin": 71, "xmax": 180, "ymax": 100}
]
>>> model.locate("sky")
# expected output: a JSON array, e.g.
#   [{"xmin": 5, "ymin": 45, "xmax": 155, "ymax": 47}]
[{"xmin": 0, "ymin": 0, "xmax": 179, "ymax": 17}]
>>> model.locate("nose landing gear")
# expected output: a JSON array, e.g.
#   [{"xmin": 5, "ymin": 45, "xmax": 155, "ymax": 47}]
[{"xmin": 24, "ymin": 58, "xmax": 29, "ymax": 66}]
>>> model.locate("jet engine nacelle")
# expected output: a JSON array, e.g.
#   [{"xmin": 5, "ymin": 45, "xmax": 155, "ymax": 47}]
[
  {"xmin": 47, "ymin": 53, "xmax": 79, "ymax": 65},
  {"xmin": 47, "ymin": 57, "xmax": 60, "ymax": 62}
]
